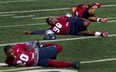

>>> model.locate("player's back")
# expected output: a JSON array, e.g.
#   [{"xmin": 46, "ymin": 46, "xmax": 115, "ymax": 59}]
[{"xmin": 75, "ymin": 4, "xmax": 87, "ymax": 18}]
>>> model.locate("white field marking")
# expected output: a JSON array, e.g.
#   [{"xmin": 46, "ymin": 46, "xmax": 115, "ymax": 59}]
[
  {"xmin": 0, "ymin": 34, "xmax": 116, "ymax": 47},
  {"xmin": 81, "ymin": 58, "xmax": 116, "ymax": 64},
  {"xmin": 12, "ymin": 15, "xmax": 35, "ymax": 18},
  {"xmin": 0, "ymin": 19, "xmax": 116, "ymax": 28},
  {"xmin": 1, "ymin": 57, "xmax": 116, "ymax": 71},
  {"xmin": 107, "ymin": 20, "xmax": 116, "ymax": 23},
  {"xmin": 0, "ymin": 23, "xmax": 46, "ymax": 28},
  {"xmin": 0, "ymin": 4, "xmax": 116, "ymax": 14},
  {"xmin": 0, "ymin": 0, "xmax": 37, "ymax": 3},
  {"xmin": 0, "ymin": 14, "xmax": 15, "ymax": 17},
  {"xmin": 0, "ymin": 8, "xmax": 69, "ymax": 14},
  {"xmin": 32, "ymin": 16, "xmax": 56, "ymax": 19},
  {"xmin": 107, "ymin": 17, "xmax": 116, "ymax": 19},
  {"xmin": 32, "ymin": 16, "xmax": 116, "ymax": 20},
  {"xmin": 20, "ymin": 69, "xmax": 77, "ymax": 72},
  {"xmin": 0, "ymin": 66, "xmax": 42, "ymax": 72}
]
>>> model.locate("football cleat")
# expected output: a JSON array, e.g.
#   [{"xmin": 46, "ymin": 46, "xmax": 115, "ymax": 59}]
[
  {"xmin": 43, "ymin": 30, "xmax": 56, "ymax": 40},
  {"xmin": 73, "ymin": 61, "xmax": 80, "ymax": 69},
  {"xmin": 92, "ymin": 2, "xmax": 101, "ymax": 8},
  {"xmin": 101, "ymin": 32, "xmax": 108, "ymax": 37},
  {"xmin": 100, "ymin": 18, "xmax": 108, "ymax": 23}
]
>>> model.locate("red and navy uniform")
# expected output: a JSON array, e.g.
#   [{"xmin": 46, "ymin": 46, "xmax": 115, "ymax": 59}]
[
  {"xmin": 49, "ymin": 16, "xmax": 70, "ymax": 35},
  {"xmin": 5, "ymin": 44, "xmax": 38, "ymax": 66},
  {"xmin": 74, "ymin": 4, "xmax": 95, "ymax": 19},
  {"xmin": 5, "ymin": 43, "xmax": 73, "ymax": 67},
  {"xmin": 49, "ymin": 16, "xmax": 87, "ymax": 35}
]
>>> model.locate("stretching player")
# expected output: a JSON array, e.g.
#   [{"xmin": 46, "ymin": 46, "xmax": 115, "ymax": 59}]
[
  {"xmin": 23, "ymin": 16, "xmax": 108, "ymax": 37},
  {"xmin": 70, "ymin": 2, "xmax": 107, "ymax": 23},
  {"xmin": 4, "ymin": 40, "xmax": 80, "ymax": 68}
]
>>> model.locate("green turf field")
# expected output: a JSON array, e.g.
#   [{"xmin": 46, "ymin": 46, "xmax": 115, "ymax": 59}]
[{"xmin": 0, "ymin": 0, "xmax": 116, "ymax": 72}]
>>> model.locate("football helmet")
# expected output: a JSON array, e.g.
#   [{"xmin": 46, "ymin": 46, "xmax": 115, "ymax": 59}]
[{"xmin": 43, "ymin": 30, "xmax": 56, "ymax": 40}]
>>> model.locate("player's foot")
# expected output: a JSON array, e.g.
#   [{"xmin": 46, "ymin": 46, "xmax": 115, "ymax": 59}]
[
  {"xmin": 101, "ymin": 32, "xmax": 108, "ymax": 37},
  {"xmin": 73, "ymin": 61, "xmax": 80, "ymax": 69}
]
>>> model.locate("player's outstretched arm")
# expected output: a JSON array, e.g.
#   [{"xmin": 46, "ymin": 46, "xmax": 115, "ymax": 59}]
[
  {"xmin": 23, "ymin": 30, "xmax": 46, "ymax": 35},
  {"xmin": 88, "ymin": 17, "xmax": 107, "ymax": 23}
]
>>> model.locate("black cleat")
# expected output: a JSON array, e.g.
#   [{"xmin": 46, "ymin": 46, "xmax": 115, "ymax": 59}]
[{"xmin": 73, "ymin": 61, "xmax": 80, "ymax": 69}]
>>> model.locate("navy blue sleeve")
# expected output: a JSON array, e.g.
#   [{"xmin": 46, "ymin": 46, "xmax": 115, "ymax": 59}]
[{"xmin": 31, "ymin": 30, "xmax": 46, "ymax": 35}]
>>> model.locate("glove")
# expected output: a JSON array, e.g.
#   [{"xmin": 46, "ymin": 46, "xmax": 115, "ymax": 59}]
[
  {"xmin": 92, "ymin": 2, "xmax": 101, "ymax": 8},
  {"xmin": 100, "ymin": 18, "xmax": 107, "ymax": 23}
]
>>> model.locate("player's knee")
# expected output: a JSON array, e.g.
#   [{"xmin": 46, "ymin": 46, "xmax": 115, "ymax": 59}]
[
  {"xmin": 84, "ymin": 20, "xmax": 91, "ymax": 27},
  {"xmin": 55, "ymin": 44, "xmax": 62, "ymax": 53}
]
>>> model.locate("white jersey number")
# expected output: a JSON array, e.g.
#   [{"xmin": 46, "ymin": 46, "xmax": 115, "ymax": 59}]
[
  {"xmin": 20, "ymin": 54, "xmax": 29, "ymax": 62},
  {"xmin": 53, "ymin": 23, "xmax": 62, "ymax": 33},
  {"xmin": 16, "ymin": 54, "xmax": 29, "ymax": 66}
]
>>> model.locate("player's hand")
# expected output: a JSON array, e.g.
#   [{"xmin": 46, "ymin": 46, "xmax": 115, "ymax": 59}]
[
  {"xmin": 23, "ymin": 30, "xmax": 32, "ymax": 35},
  {"xmin": 100, "ymin": 18, "xmax": 107, "ymax": 23},
  {"xmin": 95, "ymin": 2, "xmax": 101, "ymax": 8},
  {"xmin": 101, "ymin": 32, "xmax": 108, "ymax": 37},
  {"xmin": 92, "ymin": 2, "xmax": 101, "ymax": 8}
]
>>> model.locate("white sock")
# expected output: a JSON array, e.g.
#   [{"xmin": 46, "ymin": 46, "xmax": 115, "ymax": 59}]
[{"xmin": 95, "ymin": 31, "xmax": 101, "ymax": 36}]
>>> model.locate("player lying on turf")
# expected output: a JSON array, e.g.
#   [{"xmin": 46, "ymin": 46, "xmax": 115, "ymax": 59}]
[
  {"xmin": 4, "ymin": 40, "xmax": 80, "ymax": 68},
  {"xmin": 70, "ymin": 2, "xmax": 107, "ymax": 23},
  {"xmin": 23, "ymin": 16, "xmax": 108, "ymax": 39}
]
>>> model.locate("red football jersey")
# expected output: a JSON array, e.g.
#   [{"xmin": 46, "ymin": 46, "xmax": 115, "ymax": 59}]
[
  {"xmin": 49, "ymin": 16, "xmax": 70, "ymax": 35},
  {"xmin": 75, "ymin": 4, "xmax": 86, "ymax": 18},
  {"xmin": 5, "ymin": 44, "xmax": 38, "ymax": 66},
  {"xmin": 13, "ymin": 50, "xmax": 35, "ymax": 66}
]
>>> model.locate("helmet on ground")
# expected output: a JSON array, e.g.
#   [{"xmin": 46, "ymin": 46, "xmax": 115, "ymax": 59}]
[{"xmin": 43, "ymin": 30, "xmax": 56, "ymax": 40}]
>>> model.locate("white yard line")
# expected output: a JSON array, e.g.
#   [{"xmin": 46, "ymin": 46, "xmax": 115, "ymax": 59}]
[
  {"xmin": 0, "ymin": 34, "xmax": 116, "ymax": 47},
  {"xmin": 107, "ymin": 17, "xmax": 116, "ymax": 19},
  {"xmin": 0, "ymin": 0, "xmax": 37, "ymax": 3},
  {"xmin": 0, "ymin": 4, "xmax": 116, "ymax": 14},
  {"xmin": 107, "ymin": 20, "xmax": 116, "ymax": 23},
  {"xmin": 0, "ymin": 23, "xmax": 46, "ymax": 28},
  {"xmin": 12, "ymin": 15, "xmax": 35, "ymax": 18},
  {"xmin": 1, "ymin": 57, "xmax": 116, "ymax": 71},
  {"xmin": 0, "ymin": 67, "xmax": 42, "ymax": 72},
  {"xmin": 32, "ymin": 16, "xmax": 56, "ymax": 19},
  {"xmin": 81, "ymin": 58, "xmax": 116, "ymax": 64},
  {"xmin": 0, "ymin": 19, "xmax": 116, "ymax": 28},
  {"xmin": 0, "ymin": 14, "xmax": 15, "ymax": 17}
]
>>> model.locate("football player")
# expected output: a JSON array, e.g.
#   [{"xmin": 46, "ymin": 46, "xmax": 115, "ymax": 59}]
[
  {"xmin": 70, "ymin": 2, "xmax": 107, "ymax": 23},
  {"xmin": 23, "ymin": 16, "xmax": 108, "ymax": 38},
  {"xmin": 4, "ymin": 40, "xmax": 80, "ymax": 68}
]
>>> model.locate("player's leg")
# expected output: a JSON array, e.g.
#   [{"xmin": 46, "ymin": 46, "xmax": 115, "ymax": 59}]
[
  {"xmin": 38, "ymin": 58, "xmax": 80, "ymax": 69},
  {"xmin": 43, "ymin": 43, "xmax": 62, "ymax": 53},
  {"xmin": 80, "ymin": 30, "xmax": 108, "ymax": 37},
  {"xmin": 39, "ymin": 44, "xmax": 62, "ymax": 59},
  {"xmin": 83, "ymin": 20, "xmax": 91, "ymax": 27}
]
